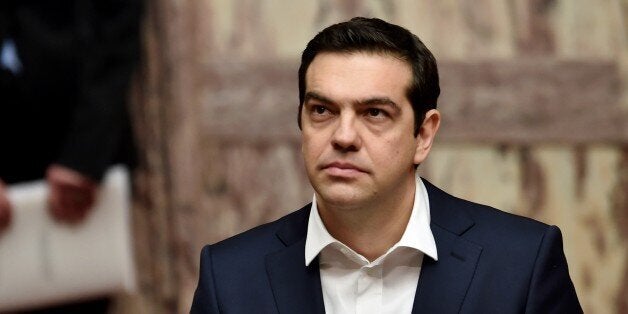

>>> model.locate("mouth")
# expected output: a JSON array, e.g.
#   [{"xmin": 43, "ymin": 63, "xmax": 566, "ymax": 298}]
[{"xmin": 321, "ymin": 161, "xmax": 368, "ymax": 177}]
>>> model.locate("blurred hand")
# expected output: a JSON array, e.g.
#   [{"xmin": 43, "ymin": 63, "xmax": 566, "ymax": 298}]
[
  {"xmin": 47, "ymin": 164, "xmax": 98, "ymax": 224},
  {"xmin": 0, "ymin": 179, "xmax": 11, "ymax": 231}
]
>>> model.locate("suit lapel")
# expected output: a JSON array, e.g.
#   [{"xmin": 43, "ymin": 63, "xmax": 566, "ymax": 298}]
[
  {"xmin": 265, "ymin": 206, "xmax": 326, "ymax": 314},
  {"xmin": 412, "ymin": 180, "xmax": 483, "ymax": 313},
  {"xmin": 412, "ymin": 226, "xmax": 482, "ymax": 313}
]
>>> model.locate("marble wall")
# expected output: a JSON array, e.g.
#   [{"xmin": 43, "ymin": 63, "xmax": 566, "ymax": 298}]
[{"xmin": 124, "ymin": 1, "xmax": 628, "ymax": 313}]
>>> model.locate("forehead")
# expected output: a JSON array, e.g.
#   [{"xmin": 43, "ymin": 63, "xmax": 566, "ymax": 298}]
[{"xmin": 305, "ymin": 52, "xmax": 412, "ymax": 103}]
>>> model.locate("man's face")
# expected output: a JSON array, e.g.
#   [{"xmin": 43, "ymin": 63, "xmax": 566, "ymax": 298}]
[{"xmin": 301, "ymin": 52, "xmax": 424, "ymax": 210}]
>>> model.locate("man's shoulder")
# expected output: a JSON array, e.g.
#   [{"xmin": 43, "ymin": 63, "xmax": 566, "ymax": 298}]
[
  {"xmin": 207, "ymin": 204, "xmax": 311, "ymax": 258},
  {"xmin": 192, "ymin": 204, "xmax": 313, "ymax": 311},
  {"xmin": 423, "ymin": 178, "xmax": 552, "ymax": 245}
]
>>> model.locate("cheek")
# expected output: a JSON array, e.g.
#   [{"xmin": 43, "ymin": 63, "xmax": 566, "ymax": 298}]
[
  {"xmin": 374, "ymin": 136, "xmax": 416, "ymax": 163},
  {"xmin": 301, "ymin": 134, "xmax": 322, "ymax": 163}
]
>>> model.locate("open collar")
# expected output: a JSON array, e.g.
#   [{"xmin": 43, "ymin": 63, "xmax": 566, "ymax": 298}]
[{"xmin": 304, "ymin": 175, "xmax": 438, "ymax": 266}]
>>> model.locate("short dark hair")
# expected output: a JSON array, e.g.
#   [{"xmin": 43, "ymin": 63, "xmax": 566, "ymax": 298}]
[{"xmin": 297, "ymin": 17, "xmax": 440, "ymax": 135}]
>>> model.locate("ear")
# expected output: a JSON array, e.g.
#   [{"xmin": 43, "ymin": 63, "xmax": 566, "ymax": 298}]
[{"xmin": 414, "ymin": 109, "xmax": 441, "ymax": 165}]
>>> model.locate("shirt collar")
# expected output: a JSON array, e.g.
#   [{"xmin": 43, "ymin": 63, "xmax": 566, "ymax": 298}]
[{"xmin": 305, "ymin": 173, "xmax": 438, "ymax": 266}]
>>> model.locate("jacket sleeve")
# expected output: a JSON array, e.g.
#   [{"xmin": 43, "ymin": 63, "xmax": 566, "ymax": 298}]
[
  {"xmin": 190, "ymin": 245, "xmax": 220, "ymax": 314},
  {"xmin": 524, "ymin": 225, "xmax": 583, "ymax": 314}
]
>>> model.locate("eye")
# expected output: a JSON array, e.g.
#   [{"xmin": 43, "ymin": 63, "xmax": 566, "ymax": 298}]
[
  {"xmin": 313, "ymin": 105, "xmax": 327, "ymax": 115},
  {"xmin": 367, "ymin": 108, "xmax": 382, "ymax": 117},
  {"xmin": 307, "ymin": 104, "xmax": 334, "ymax": 121}
]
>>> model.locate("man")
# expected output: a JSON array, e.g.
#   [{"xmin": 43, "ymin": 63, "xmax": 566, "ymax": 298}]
[{"xmin": 191, "ymin": 17, "xmax": 581, "ymax": 313}]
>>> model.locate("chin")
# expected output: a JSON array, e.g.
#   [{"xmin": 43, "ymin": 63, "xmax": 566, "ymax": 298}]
[{"xmin": 315, "ymin": 184, "xmax": 371, "ymax": 210}]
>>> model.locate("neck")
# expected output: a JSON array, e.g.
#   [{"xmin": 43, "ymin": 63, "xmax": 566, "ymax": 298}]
[{"xmin": 317, "ymin": 177, "xmax": 416, "ymax": 262}]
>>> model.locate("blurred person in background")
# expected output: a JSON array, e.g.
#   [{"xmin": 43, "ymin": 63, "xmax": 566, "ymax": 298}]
[{"xmin": 0, "ymin": 0, "xmax": 142, "ymax": 312}]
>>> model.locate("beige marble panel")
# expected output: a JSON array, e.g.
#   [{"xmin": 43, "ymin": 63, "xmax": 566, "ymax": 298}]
[
  {"xmin": 524, "ymin": 146, "xmax": 626, "ymax": 314},
  {"xmin": 197, "ymin": 141, "xmax": 311, "ymax": 246},
  {"xmin": 421, "ymin": 143, "xmax": 522, "ymax": 212},
  {"xmin": 372, "ymin": 0, "xmax": 516, "ymax": 59},
  {"xmin": 552, "ymin": 0, "xmax": 625, "ymax": 59},
  {"xmin": 578, "ymin": 147, "xmax": 627, "ymax": 314},
  {"xmin": 200, "ymin": 0, "xmax": 522, "ymax": 61}
]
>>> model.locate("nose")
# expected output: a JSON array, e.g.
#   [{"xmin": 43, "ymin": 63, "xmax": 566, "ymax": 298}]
[{"xmin": 331, "ymin": 113, "xmax": 361, "ymax": 152}]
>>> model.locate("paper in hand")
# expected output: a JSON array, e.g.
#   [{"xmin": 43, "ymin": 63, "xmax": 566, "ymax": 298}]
[{"xmin": 0, "ymin": 166, "xmax": 136, "ymax": 311}]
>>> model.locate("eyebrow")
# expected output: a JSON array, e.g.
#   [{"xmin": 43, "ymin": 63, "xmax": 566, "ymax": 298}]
[
  {"xmin": 357, "ymin": 97, "xmax": 400, "ymax": 111},
  {"xmin": 304, "ymin": 92, "xmax": 401, "ymax": 111},
  {"xmin": 304, "ymin": 92, "xmax": 334, "ymax": 105}
]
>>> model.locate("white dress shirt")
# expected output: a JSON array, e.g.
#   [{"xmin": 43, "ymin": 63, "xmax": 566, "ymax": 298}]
[{"xmin": 305, "ymin": 175, "xmax": 438, "ymax": 314}]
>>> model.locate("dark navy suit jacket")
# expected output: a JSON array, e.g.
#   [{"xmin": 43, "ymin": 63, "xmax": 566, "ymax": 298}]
[{"xmin": 191, "ymin": 180, "xmax": 582, "ymax": 313}]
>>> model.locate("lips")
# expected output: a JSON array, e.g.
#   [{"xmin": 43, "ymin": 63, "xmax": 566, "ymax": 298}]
[{"xmin": 321, "ymin": 161, "xmax": 368, "ymax": 177}]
